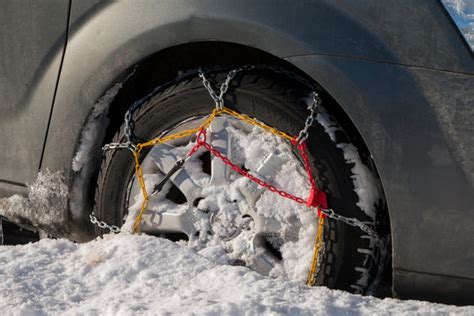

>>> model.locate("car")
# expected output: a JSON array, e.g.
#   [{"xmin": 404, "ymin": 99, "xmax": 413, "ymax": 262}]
[{"xmin": 0, "ymin": 0, "xmax": 473, "ymax": 306}]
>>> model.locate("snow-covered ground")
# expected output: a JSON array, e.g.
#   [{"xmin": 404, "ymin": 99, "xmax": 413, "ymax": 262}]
[{"xmin": 0, "ymin": 234, "xmax": 472, "ymax": 316}]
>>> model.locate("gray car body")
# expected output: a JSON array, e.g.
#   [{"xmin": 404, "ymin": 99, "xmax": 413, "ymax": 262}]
[{"xmin": 0, "ymin": 0, "xmax": 473, "ymax": 305}]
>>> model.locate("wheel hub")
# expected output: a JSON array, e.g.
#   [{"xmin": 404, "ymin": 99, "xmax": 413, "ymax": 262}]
[{"xmin": 125, "ymin": 115, "xmax": 316, "ymax": 277}]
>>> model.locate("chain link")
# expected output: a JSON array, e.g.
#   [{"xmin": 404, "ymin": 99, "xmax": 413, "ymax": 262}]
[
  {"xmin": 199, "ymin": 69, "xmax": 239, "ymax": 109},
  {"xmin": 320, "ymin": 208, "xmax": 379, "ymax": 238},
  {"xmin": 89, "ymin": 213, "xmax": 121, "ymax": 233},
  {"xmin": 295, "ymin": 92, "xmax": 320, "ymax": 145},
  {"xmin": 199, "ymin": 70, "xmax": 220, "ymax": 106},
  {"xmin": 99, "ymin": 98, "xmax": 140, "ymax": 155},
  {"xmin": 102, "ymin": 142, "xmax": 136, "ymax": 153}
]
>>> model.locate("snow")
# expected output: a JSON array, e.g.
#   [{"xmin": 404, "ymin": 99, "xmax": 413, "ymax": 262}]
[
  {"xmin": 337, "ymin": 143, "xmax": 380, "ymax": 220},
  {"xmin": 72, "ymin": 70, "xmax": 136, "ymax": 173},
  {"xmin": 316, "ymin": 112, "xmax": 381, "ymax": 220},
  {"xmin": 70, "ymin": 70, "xmax": 135, "ymax": 224},
  {"xmin": 71, "ymin": 85, "xmax": 118, "ymax": 173},
  {"xmin": 1, "ymin": 234, "xmax": 472, "ymax": 315}
]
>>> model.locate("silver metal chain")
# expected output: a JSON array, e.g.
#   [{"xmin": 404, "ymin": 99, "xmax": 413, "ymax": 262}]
[
  {"xmin": 198, "ymin": 69, "xmax": 239, "ymax": 109},
  {"xmin": 320, "ymin": 208, "xmax": 379, "ymax": 239},
  {"xmin": 102, "ymin": 142, "xmax": 136, "ymax": 152},
  {"xmin": 89, "ymin": 213, "xmax": 121, "ymax": 233},
  {"xmin": 287, "ymin": 90, "xmax": 379, "ymax": 239},
  {"xmin": 101, "ymin": 107, "xmax": 138, "ymax": 153},
  {"xmin": 295, "ymin": 92, "xmax": 320, "ymax": 145}
]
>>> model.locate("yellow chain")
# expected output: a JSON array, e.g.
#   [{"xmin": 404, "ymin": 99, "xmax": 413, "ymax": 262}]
[
  {"xmin": 307, "ymin": 214, "xmax": 325, "ymax": 286},
  {"xmin": 131, "ymin": 146, "xmax": 148, "ymax": 233},
  {"xmin": 220, "ymin": 107, "xmax": 294, "ymax": 141},
  {"xmin": 131, "ymin": 108, "xmax": 222, "ymax": 232},
  {"xmin": 131, "ymin": 107, "xmax": 295, "ymax": 232},
  {"xmin": 128, "ymin": 105, "xmax": 325, "ymax": 286},
  {"xmin": 138, "ymin": 108, "xmax": 222, "ymax": 149}
]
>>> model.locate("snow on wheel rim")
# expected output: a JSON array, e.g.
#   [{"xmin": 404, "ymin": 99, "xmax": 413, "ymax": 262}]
[{"xmin": 124, "ymin": 114, "xmax": 319, "ymax": 281}]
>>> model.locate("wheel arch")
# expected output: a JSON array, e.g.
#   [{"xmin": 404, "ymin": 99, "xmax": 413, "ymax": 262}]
[
  {"xmin": 40, "ymin": 1, "xmax": 393, "ymax": 279},
  {"xmin": 42, "ymin": 0, "xmax": 400, "ymax": 176},
  {"xmin": 46, "ymin": 41, "xmax": 393, "ymax": 279}
]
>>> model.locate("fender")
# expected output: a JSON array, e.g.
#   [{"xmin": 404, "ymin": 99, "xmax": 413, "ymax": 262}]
[
  {"xmin": 41, "ymin": 0, "xmax": 471, "ymax": 174},
  {"xmin": 0, "ymin": 1, "xmax": 69, "ymax": 188}
]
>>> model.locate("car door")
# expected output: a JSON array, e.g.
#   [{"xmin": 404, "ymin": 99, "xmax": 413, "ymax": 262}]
[{"xmin": 0, "ymin": 0, "xmax": 70, "ymax": 195}]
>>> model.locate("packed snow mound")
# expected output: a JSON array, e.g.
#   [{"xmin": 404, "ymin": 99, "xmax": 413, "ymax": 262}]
[
  {"xmin": 0, "ymin": 170, "xmax": 69, "ymax": 236},
  {"xmin": 1, "ymin": 234, "xmax": 471, "ymax": 315}
]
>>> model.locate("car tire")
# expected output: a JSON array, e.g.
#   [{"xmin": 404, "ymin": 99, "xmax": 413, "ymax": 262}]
[{"xmin": 93, "ymin": 67, "xmax": 386, "ymax": 294}]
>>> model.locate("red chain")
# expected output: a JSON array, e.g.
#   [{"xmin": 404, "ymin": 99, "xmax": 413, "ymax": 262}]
[
  {"xmin": 292, "ymin": 138, "xmax": 328, "ymax": 216},
  {"xmin": 187, "ymin": 129, "xmax": 328, "ymax": 216},
  {"xmin": 187, "ymin": 128, "xmax": 208, "ymax": 158}
]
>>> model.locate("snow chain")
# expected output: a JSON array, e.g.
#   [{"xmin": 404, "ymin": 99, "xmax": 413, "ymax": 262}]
[{"xmin": 94, "ymin": 66, "xmax": 381, "ymax": 287}]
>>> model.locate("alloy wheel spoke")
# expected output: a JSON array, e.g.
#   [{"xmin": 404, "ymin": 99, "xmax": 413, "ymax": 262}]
[
  {"xmin": 249, "ymin": 236, "xmax": 280, "ymax": 275},
  {"xmin": 242, "ymin": 207, "xmax": 282, "ymax": 237},
  {"xmin": 139, "ymin": 209, "xmax": 197, "ymax": 238},
  {"xmin": 209, "ymin": 117, "xmax": 232, "ymax": 185},
  {"xmin": 239, "ymin": 152, "xmax": 285, "ymax": 204},
  {"xmin": 149, "ymin": 143, "xmax": 202, "ymax": 203},
  {"xmin": 254, "ymin": 215, "xmax": 282, "ymax": 237}
]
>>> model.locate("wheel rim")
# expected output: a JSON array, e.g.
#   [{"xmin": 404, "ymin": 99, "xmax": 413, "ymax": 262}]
[{"xmin": 125, "ymin": 114, "xmax": 318, "ymax": 279}]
